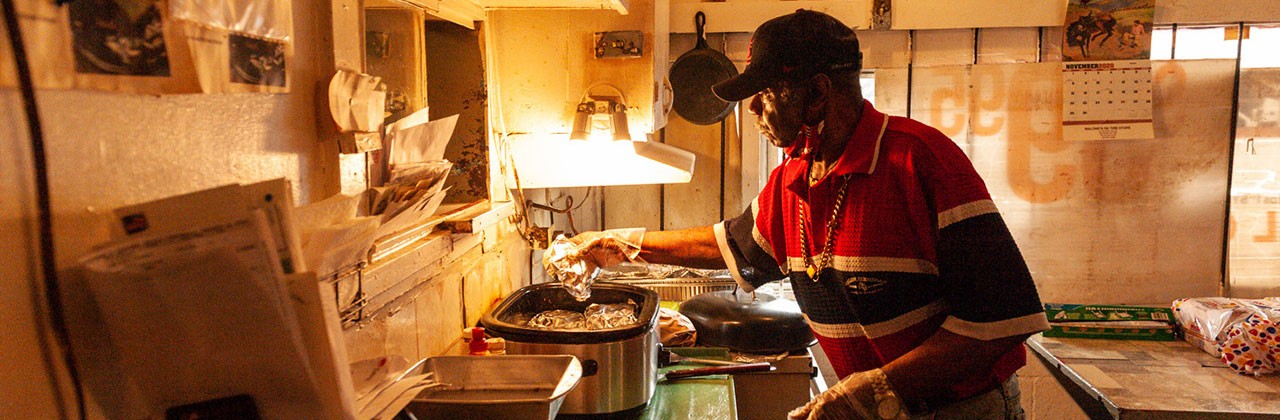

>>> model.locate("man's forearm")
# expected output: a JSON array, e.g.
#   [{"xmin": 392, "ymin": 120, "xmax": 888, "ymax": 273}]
[
  {"xmin": 638, "ymin": 226, "xmax": 727, "ymax": 269},
  {"xmin": 880, "ymin": 329, "xmax": 1030, "ymax": 407}
]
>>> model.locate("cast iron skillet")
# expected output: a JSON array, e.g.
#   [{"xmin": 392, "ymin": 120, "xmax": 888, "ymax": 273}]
[{"xmin": 669, "ymin": 12, "xmax": 739, "ymax": 125}]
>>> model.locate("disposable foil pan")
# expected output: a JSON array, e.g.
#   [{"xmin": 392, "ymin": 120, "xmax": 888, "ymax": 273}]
[{"xmin": 606, "ymin": 278, "xmax": 737, "ymax": 303}]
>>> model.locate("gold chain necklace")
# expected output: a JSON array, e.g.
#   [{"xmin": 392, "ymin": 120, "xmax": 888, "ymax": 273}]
[{"xmin": 797, "ymin": 174, "xmax": 852, "ymax": 282}]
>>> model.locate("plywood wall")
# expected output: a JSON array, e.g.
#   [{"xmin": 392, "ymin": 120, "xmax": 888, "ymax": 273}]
[
  {"xmin": 487, "ymin": 5, "xmax": 656, "ymax": 137},
  {"xmin": 858, "ymin": 60, "xmax": 1232, "ymax": 305},
  {"xmin": 606, "ymin": 23, "xmax": 1239, "ymax": 304}
]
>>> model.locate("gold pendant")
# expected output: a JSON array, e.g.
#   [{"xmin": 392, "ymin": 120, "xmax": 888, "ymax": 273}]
[{"xmin": 806, "ymin": 265, "xmax": 817, "ymax": 279}]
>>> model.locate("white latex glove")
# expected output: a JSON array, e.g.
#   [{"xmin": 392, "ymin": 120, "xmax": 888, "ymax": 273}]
[
  {"xmin": 788, "ymin": 368, "xmax": 907, "ymax": 420},
  {"xmin": 542, "ymin": 228, "xmax": 645, "ymax": 300}
]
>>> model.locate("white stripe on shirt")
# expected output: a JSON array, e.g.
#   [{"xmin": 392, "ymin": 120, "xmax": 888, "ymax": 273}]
[
  {"xmin": 804, "ymin": 300, "xmax": 950, "ymax": 339},
  {"xmin": 938, "ymin": 199, "xmax": 999, "ymax": 230}
]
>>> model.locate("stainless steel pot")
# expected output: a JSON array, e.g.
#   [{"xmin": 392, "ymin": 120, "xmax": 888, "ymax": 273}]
[
  {"xmin": 481, "ymin": 283, "xmax": 661, "ymax": 416},
  {"xmin": 503, "ymin": 330, "xmax": 656, "ymax": 416}
]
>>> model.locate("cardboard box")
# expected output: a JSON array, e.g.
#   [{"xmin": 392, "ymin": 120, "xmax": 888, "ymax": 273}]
[
  {"xmin": 1181, "ymin": 327, "xmax": 1220, "ymax": 357},
  {"xmin": 1043, "ymin": 321, "xmax": 1177, "ymax": 341},
  {"xmin": 1042, "ymin": 303, "xmax": 1176, "ymax": 341}
]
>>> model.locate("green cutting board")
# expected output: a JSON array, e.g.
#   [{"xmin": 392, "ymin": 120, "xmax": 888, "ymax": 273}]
[{"xmin": 638, "ymin": 347, "xmax": 738, "ymax": 420}]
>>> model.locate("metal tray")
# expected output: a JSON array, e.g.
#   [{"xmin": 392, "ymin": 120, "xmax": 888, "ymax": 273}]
[
  {"xmin": 606, "ymin": 278, "xmax": 737, "ymax": 303},
  {"xmin": 407, "ymin": 355, "xmax": 582, "ymax": 420}
]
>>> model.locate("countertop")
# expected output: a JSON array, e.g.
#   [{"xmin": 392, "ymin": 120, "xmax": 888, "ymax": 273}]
[
  {"xmin": 640, "ymin": 347, "xmax": 738, "ymax": 420},
  {"xmin": 1027, "ymin": 333, "xmax": 1280, "ymax": 419}
]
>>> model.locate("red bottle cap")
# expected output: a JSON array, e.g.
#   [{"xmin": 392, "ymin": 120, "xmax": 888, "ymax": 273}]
[{"xmin": 469, "ymin": 327, "xmax": 489, "ymax": 355}]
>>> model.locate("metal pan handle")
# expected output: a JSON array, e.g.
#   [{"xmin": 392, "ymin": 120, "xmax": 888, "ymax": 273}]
[
  {"xmin": 663, "ymin": 362, "xmax": 772, "ymax": 380},
  {"xmin": 695, "ymin": 11, "xmax": 709, "ymax": 49}
]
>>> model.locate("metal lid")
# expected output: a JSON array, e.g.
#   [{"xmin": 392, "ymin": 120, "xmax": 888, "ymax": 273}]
[{"xmin": 678, "ymin": 289, "xmax": 816, "ymax": 353}]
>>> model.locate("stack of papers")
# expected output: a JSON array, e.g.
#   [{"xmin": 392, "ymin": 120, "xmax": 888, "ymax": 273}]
[
  {"xmin": 369, "ymin": 161, "xmax": 452, "ymax": 240},
  {"xmin": 372, "ymin": 107, "xmax": 458, "ymax": 240},
  {"xmin": 65, "ymin": 179, "xmax": 357, "ymax": 419},
  {"xmin": 385, "ymin": 107, "xmax": 456, "ymax": 168},
  {"xmin": 294, "ymin": 192, "xmax": 380, "ymax": 278}
]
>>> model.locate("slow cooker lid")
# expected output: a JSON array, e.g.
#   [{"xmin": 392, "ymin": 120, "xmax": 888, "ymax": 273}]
[
  {"xmin": 678, "ymin": 289, "xmax": 816, "ymax": 353},
  {"xmin": 481, "ymin": 282, "xmax": 660, "ymax": 344}
]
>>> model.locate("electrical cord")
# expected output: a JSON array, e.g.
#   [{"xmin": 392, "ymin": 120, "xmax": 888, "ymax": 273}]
[
  {"xmin": 502, "ymin": 137, "xmax": 594, "ymax": 243},
  {"xmin": 527, "ymin": 191, "xmax": 589, "ymax": 236},
  {"xmin": 2, "ymin": 1, "xmax": 86, "ymax": 419}
]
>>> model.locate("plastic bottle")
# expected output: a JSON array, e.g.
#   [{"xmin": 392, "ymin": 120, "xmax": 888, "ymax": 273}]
[{"xmin": 468, "ymin": 327, "xmax": 490, "ymax": 355}]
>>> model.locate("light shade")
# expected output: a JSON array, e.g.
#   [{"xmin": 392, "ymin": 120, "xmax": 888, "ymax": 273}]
[
  {"xmin": 570, "ymin": 99, "xmax": 631, "ymax": 141},
  {"xmin": 506, "ymin": 133, "xmax": 695, "ymax": 189}
]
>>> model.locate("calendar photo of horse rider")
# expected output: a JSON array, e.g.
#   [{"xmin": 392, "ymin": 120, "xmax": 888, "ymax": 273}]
[{"xmin": 1063, "ymin": 0, "xmax": 1155, "ymax": 62}]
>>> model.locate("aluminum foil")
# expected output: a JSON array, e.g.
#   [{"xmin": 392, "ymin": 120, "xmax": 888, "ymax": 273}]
[
  {"xmin": 543, "ymin": 234, "xmax": 595, "ymax": 301},
  {"xmin": 528, "ymin": 309, "xmax": 586, "ymax": 330},
  {"xmin": 584, "ymin": 303, "xmax": 639, "ymax": 330},
  {"xmin": 524, "ymin": 303, "xmax": 640, "ymax": 331}
]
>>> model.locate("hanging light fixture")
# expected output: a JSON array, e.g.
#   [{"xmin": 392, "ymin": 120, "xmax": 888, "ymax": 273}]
[
  {"xmin": 570, "ymin": 90, "xmax": 631, "ymax": 141},
  {"xmin": 507, "ymin": 84, "xmax": 695, "ymax": 189}
]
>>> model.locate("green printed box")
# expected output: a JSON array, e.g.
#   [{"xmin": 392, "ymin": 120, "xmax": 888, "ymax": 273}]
[
  {"xmin": 1042, "ymin": 303, "xmax": 1176, "ymax": 341},
  {"xmin": 1044, "ymin": 303, "xmax": 1175, "ymax": 323}
]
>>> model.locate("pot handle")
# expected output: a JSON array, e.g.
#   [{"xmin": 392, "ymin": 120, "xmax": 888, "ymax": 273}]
[{"xmin": 580, "ymin": 359, "xmax": 599, "ymax": 377}]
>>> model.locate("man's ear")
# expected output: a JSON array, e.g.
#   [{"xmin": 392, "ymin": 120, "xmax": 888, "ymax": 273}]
[{"xmin": 805, "ymin": 74, "xmax": 833, "ymax": 124}]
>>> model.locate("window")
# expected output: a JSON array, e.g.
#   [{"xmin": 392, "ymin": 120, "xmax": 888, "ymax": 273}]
[
  {"xmin": 1147, "ymin": 22, "xmax": 1280, "ymax": 295},
  {"xmin": 861, "ymin": 70, "xmax": 877, "ymax": 106},
  {"xmin": 1230, "ymin": 24, "xmax": 1280, "ymax": 296}
]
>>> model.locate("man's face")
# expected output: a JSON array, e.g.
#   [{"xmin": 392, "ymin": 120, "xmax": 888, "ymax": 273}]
[{"xmin": 748, "ymin": 79, "xmax": 811, "ymax": 149}]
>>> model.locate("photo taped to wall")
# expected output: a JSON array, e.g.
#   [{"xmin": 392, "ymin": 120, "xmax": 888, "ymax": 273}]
[
  {"xmin": 1063, "ymin": 0, "xmax": 1155, "ymax": 62},
  {"xmin": 69, "ymin": 0, "xmax": 171, "ymax": 76},
  {"xmin": 1238, "ymin": 68, "xmax": 1280, "ymax": 139},
  {"xmin": 229, "ymin": 33, "xmax": 286, "ymax": 87}
]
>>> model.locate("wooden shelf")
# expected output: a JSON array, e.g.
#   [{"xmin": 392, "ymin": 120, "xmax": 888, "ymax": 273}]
[{"xmin": 440, "ymin": 200, "xmax": 516, "ymax": 233}]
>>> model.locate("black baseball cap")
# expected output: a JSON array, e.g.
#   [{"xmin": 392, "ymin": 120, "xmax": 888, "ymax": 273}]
[{"xmin": 711, "ymin": 9, "xmax": 862, "ymax": 102}]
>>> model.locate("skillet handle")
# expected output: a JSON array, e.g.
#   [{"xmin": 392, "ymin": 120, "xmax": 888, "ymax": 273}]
[
  {"xmin": 663, "ymin": 362, "xmax": 772, "ymax": 380},
  {"xmin": 694, "ymin": 11, "xmax": 708, "ymax": 48}
]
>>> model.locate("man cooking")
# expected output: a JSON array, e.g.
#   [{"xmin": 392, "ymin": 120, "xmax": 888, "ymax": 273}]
[{"xmin": 546, "ymin": 9, "xmax": 1050, "ymax": 419}]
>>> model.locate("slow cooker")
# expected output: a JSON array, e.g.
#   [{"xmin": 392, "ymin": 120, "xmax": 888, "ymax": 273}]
[{"xmin": 480, "ymin": 282, "xmax": 660, "ymax": 417}]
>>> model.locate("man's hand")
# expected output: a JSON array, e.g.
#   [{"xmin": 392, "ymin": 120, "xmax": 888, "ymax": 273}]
[
  {"xmin": 789, "ymin": 368, "xmax": 906, "ymax": 420},
  {"xmin": 566, "ymin": 228, "xmax": 646, "ymax": 268},
  {"xmin": 541, "ymin": 228, "xmax": 645, "ymax": 299}
]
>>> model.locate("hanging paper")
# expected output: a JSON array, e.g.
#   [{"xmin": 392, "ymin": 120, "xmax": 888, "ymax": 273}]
[
  {"xmin": 1062, "ymin": 60, "xmax": 1154, "ymax": 141},
  {"xmin": 169, "ymin": 0, "xmax": 294, "ymax": 93},
  {"xmin": 6, "ymin": 0, "xmax": 201, "ymax": 93},
  {"xmin": 1062, "ymin": 0, "xmax": 1155, "ymax": 62},
  {"xmin": 69, "ymin": 0, "xmax": 201, "ymax": 93}
]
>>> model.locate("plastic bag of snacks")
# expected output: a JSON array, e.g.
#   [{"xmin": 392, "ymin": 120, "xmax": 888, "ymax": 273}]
[
  {"xmin": 1172, "ymin": 297, "xmax": 1280, "ymax": 375},
  {"xmin": 1220, "ymin": 314, "xmax": 1280, "ymax": 376}
]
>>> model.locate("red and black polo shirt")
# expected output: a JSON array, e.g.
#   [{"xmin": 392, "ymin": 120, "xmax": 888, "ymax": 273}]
[{"xmin": 713, "ymin": 100, "xmax": 1049, "ymax": 403}]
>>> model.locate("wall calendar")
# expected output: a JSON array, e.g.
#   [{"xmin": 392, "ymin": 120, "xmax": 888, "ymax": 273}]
[{"xmin": 1062, "ymin": 60, "xmax": 1155, "ymax": 141}]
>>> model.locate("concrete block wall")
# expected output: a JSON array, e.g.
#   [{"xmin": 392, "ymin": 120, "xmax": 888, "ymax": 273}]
[{"xmin": 1017, "ymin": 347, "xmax": 1093, "ymax": 420}]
